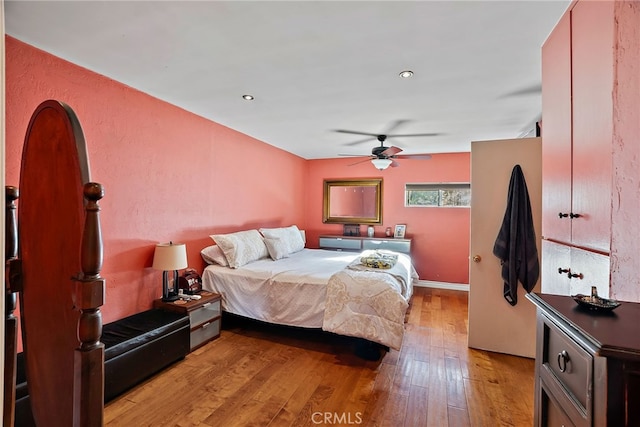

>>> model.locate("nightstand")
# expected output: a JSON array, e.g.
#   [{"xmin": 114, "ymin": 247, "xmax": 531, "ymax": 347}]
[{"xmin": 154, "ymin": 291, "xmax": 221, "ymax": 351}]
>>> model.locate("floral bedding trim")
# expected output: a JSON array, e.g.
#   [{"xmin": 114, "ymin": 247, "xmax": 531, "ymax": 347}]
[{"xmin": 359, "ymin": 251, "xmax": 398, "ymax": 269}]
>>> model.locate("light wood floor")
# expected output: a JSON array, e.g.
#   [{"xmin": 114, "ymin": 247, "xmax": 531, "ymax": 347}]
[{"xmin": 104, "ymin": 287, "xmax": 535, "ymax": 426}]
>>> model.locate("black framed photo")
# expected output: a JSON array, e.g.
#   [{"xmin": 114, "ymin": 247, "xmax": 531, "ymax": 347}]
[{"xmin": 343, "ymin": 224, "xmax": 361, "ymax": 236}]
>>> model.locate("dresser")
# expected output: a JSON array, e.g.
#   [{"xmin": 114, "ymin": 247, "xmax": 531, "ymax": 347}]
[
  {"xmin": 527, "ymin": 293, "xmax": 640, "ymax": 426},
  {"xmin": 318, "ymin": 235, "xmax": 411, "ymax": 254}
]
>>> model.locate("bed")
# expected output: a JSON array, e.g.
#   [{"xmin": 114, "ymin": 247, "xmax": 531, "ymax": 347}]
[{"xmin": 200, "ymin": 227, "xmax": 418, "ymax": 351}]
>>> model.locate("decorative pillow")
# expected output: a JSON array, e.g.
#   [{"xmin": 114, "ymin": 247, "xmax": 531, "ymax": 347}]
[
  {"xmin": 264, "ymin": 237, "xmax": 289, "ymax": 260},
  {"xmin": 210, "ymin": 229, "xmax": 268, "ymax": 268},
  {"xmin": 259, "ymin": 225, "xmax": 305, "ymax": 255},
  {"xmin": 200, "ymin": 245, "xmax": 229, "ymax": 266}
]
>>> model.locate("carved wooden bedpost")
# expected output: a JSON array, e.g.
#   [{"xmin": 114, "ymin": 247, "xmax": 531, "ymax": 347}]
[
  {"xmin": 72, "ymin": 182, "xmax": 106, "ymax": 427},
  {"xmin": 4, "ymin": 186, "xmax": 20, "ymax": 427}
]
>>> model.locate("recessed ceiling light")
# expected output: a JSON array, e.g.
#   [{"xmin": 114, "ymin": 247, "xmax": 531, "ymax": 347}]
[
  {"xmin": 399, "ymin": 70, "xmax": 414, "ymax": 78},
  {"xmin": 242, "ymin": 94, "xmax": 254, "ymax": 101}
]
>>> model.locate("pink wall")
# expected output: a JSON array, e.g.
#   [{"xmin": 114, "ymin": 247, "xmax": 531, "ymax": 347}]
[
  {"xmin": 306, "ymin": 154, "xmax": 471, "ymax": 283},
  {"xmin": 5, "ymin": 36, "xmax": 472, "ymax": 331},
  {"xmin": 610, "ymin": 1, "xmax": 640, "ymax": 302},
  {"xmin": 5, "ymin": 37, "xmax": 307, "ymax": 323}
]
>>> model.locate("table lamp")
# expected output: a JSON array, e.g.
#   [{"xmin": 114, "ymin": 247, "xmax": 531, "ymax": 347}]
[{"xmin": 152, "ymin": 241, "xmax": 188, "ymax": 301}]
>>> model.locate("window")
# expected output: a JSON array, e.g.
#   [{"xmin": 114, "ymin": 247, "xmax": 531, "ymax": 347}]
[{"xmin": 405, "ymin": 183, "xmax": 471, "ymax": 207}]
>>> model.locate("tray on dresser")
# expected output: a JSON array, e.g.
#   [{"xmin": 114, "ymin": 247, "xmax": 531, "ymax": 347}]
[{"xmin": 572, "ymin": 294, "xmax": 621, "ymax": 312}]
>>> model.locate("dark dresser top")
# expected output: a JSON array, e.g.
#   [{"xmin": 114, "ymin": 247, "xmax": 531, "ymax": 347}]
[{"xmin": 526, "ymin": 292, "xmax": 640, "ymax": 361}]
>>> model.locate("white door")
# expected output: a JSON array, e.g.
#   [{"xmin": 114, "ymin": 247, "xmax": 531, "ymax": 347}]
[{"xmin": 468, "ymin": 137, "xmax": 541, "ymax": 358}]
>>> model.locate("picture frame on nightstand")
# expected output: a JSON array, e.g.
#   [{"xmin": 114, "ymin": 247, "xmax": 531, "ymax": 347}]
[{"xmin": 394, "ymin": 224, "xmax": 406, "ymax": 239}]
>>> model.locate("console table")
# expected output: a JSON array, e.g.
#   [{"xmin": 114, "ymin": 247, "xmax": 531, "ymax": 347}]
[
  {"xmin": 526, "ymin": 292, "xmax": 640, "ymax": 426},
  {"xmin": 318, "ymin": 235, "xmax": 411, "ymax": 254}
]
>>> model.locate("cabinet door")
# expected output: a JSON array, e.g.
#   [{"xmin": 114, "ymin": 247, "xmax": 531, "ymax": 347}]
[
  {"xmin": 541, "ymin": 240, "xmax": 571, "ymax": 295},
  {"xmin": 570, "ymin": 0, "xmax": 614, "ymax": 252},
  {"xmin": 569, "ymin": 246, "xmax": 610, "ymax": 298},
  {"xmin": 541, "ymin": 240, "xmax": 609, "ymax": 297},
  {"xmin": 541, "ymin": 12, "xmax": 572, "ymax": 244}
]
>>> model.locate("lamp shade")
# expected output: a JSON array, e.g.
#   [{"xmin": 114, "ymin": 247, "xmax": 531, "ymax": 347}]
[
  {"xmin": 371, "ymin": 158, "xmax": 392, "ymax": 170},
  {"xmin": 152, "ymin": 242, "xmax": 188, "ymax": 271}
]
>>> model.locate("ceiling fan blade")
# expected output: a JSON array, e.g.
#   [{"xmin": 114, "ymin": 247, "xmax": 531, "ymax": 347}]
[
  {"xmin": 390, "ymin": 160, "xmax": 401, "ymax": 168},
  {"xmin": 348, "ymin": 157, "xmax": 374, "ymax": 166},
  {"xmin": 386, "ymin": 132, "xmax": 442, "ymax": 138},
  {"xmin": 334, "ymin": 129, "xmax": 381, "ymax": 137},
  {"xmin": 393, "ymin": 153, "xmax": 432, "ymax": 160},
  {"xmin": 381, "ymin": 146, "xmax": 403, "ymax": 157},
  {"xmin": 383, "ymin": 119, "xmax": 410, "ymax": 135},
  {"xmin": 342, "ymin": 136, "xmax": 378, "ymax": 146}
]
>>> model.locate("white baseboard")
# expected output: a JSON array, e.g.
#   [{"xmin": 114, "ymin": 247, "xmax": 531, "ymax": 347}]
[{"xmin": 416, "ymin": 280, "xmax": 469, "ymax": 292}]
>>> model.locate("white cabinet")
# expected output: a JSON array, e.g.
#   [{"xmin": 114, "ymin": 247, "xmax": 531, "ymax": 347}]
[
  {"xmin": 541, "ymin": 0, "xmax": 613, "ymax": 254},
  {"xmin": 541, "ymin": 0, "xmax": 614, "ymax": 298}
]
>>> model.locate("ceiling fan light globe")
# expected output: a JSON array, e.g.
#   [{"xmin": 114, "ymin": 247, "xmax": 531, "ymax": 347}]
[{"xmin": 371, "ymin": 158, "xmax": 392, "ymax": 170}]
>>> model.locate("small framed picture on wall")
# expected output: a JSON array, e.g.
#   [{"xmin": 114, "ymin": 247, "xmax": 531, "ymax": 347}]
[{"xmin": 394, "ymin": 224, "xmax": 406, "ymax": 239}]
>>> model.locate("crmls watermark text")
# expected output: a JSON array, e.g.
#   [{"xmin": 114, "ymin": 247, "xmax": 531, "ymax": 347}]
[{"xmin": 311, "ymin": 412, "xmax": 363, "ymax": 425}]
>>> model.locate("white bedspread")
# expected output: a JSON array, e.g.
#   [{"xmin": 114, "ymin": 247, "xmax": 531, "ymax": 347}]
[
  {"xmin": 202, "ymin": 249, "xmax": 359, "ymax": 327},
  {"xmin": 322, "ymin": 250, "xmax": 416, "ymax": 350},
  {"xmin": 201, "ymin": 248, "xmax": 417, "ymax": 350}
]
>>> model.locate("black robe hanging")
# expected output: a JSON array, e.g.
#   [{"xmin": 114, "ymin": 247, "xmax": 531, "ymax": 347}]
[{"xmin": 492, "ymin": 165, "xmax": 539, "ymax": 306}]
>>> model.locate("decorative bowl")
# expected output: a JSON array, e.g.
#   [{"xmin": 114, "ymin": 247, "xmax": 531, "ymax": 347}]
[{"xmin": 572, "ymin": 294, "xmax": 621, "ymax": 312}]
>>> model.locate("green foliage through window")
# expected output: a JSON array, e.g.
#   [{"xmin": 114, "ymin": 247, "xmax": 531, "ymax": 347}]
[{"xmin": 405, "ymin": 183, "xmax": 471, "ymax": 207}]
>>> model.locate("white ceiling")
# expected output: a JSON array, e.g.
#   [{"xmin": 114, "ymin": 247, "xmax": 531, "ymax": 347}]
[{"xmin": 5, "ymin": 1, "xmax": 569, "ymax": 160}]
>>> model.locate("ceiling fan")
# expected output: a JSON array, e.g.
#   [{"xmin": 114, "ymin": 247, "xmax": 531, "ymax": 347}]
[
  {"xmin": 338, "ymin": 134, "xmax": 433, "ymax": 170},
  {"xmin": 335, "ymin": 119, "xmax": 441, "ymax": 146},
  {"xmin": 335, "ymin": 120, "xmax": 437, "ymax": 169}
]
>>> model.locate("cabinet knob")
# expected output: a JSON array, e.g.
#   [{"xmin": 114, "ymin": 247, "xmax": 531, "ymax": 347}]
[
  {"xmin": 557, "ymin": 350, "xmax": 570, "ymax": 373},
  {"xmin": 472, "ymin": 255, "xmax": 481, "ymax": 263},
  {"xmin": 568, "ymin": 271, "xmax": 583, "ymax": 279},
  {"xmin": 558, "ymin": 212, "xmax": 581, "ymax": 218}
]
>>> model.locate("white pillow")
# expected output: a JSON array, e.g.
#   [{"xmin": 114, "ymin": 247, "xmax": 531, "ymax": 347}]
[
  {"xmin": 264, "ymin": 237, "xmax": 289, "ymax": 260},
  {"xmin": 200, "ymin": 245, "xmax": 229, "ymax": 266},
  {"xmin": 259, "ymin": 225, "xmax": 305, "ymax": 255},
  {"xmin": 210, "ymin": 230, "xmax": 268, "ymax": 268}
]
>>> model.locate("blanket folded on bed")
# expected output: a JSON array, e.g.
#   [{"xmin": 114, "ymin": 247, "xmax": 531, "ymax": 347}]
[
  {"xmin": 323, "ymin": 251, "xmax": 417, "ymax": 350},
  {"xmin": 357, "ymin": 250, "xmax": 398, "ymax": 269}
]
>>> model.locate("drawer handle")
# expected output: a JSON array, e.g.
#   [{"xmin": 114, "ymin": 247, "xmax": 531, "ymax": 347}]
[
  {"xmin": 558, "ymin": 212, "xmax": 569, "ymax": 218},
  {"xmin": 203, "ymin": 302, "xmax": 211, "ymax": 307},
  {"xmin": 557, "ymin": 350, "xmax": 570, "ymax": 373},
  {"xmin": 557, "ymin": 268, "xmax": 570, "ymax": 274},
  {"xmin": 567, "ymin": 271, "xmax": 583, "ymax": 280},
  {"xmin": 202, "ymin": 322, "xmax": 211, "ymax": 329}
]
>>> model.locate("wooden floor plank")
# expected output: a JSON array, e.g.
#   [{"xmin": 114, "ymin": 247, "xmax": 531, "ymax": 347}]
[{"xmin": 104, "ymin": 287, "xmax": 535, "ymax": 426}]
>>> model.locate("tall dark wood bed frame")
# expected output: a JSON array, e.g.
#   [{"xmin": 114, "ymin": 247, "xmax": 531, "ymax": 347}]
[{"xmin": 4, "ymin": 100, "xmax": 106, "ymax": 426}]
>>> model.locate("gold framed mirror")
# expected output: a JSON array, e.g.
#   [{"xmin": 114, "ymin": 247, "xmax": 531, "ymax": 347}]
[{"xmin": 323, "ymin": 178, "xmax": 383, "ymax": 224}]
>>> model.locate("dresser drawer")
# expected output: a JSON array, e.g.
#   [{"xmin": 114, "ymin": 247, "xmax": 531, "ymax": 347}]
[
  {"xmin": 190, "ymin": 318, "xmax": 220, "ymax": 350},
  {"xmin": 541, "ymin": 382, "xmax": 576, "ymax": 427},
  {"xmin": 189, "ymin": 299, "xmax": 221, "ymax": 328},
  {"xmin": 542, "ymin": 317, "xmax": 593, "ymax": 415},
  {"xmin": 362, "ymin": 239, "xmax": 410, "ymax": 254},
  {"xmin": 319, "ymin": 237, "xmax": 361, "ymax": 251}
]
